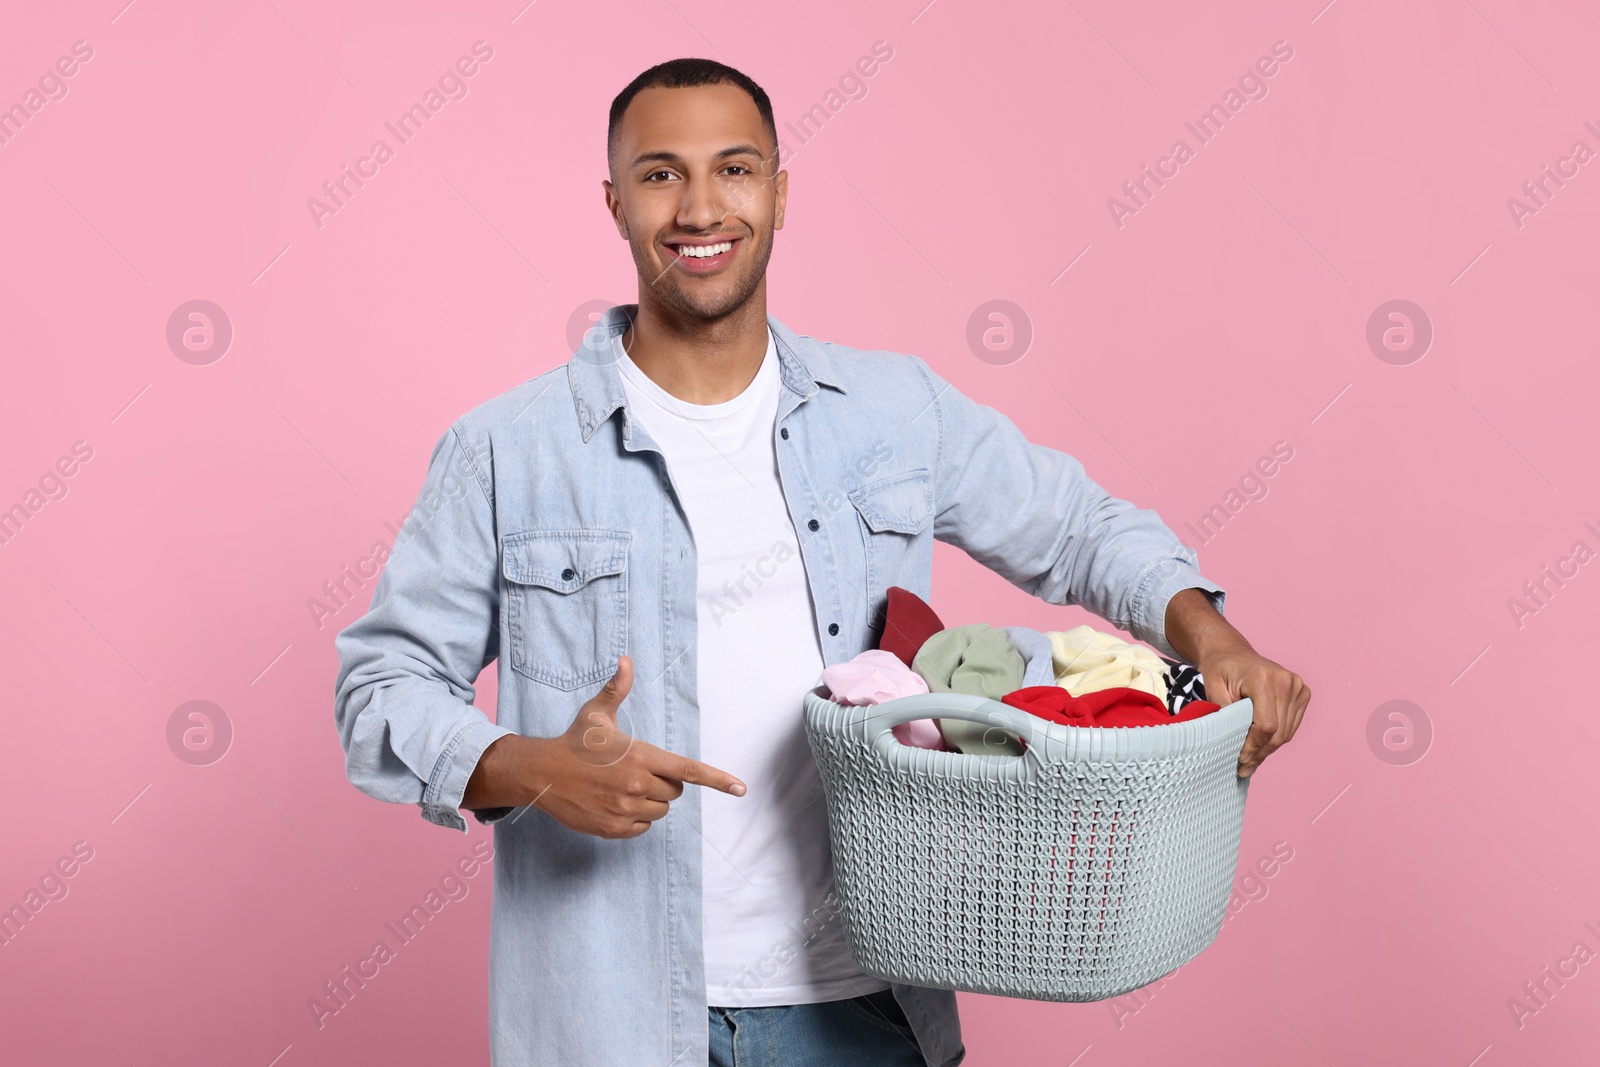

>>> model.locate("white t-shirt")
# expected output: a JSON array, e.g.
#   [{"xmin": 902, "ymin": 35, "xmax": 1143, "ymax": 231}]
[{"xmin": 614, "ymin": 328, "xmax": 889, "ymax": 1007}]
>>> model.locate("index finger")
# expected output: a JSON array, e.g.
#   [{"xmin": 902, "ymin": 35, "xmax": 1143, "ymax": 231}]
[
  {"xmin": 1242, "ymin": 677, "xmax": 1298, "ymax": 774},
  {"xmin": 1237, "ymin": 720, "xmax": 1276, "ymax": 778},
  {"xmin": 637, "ymin": 741, "xmax": 747, "ymax": 796}
]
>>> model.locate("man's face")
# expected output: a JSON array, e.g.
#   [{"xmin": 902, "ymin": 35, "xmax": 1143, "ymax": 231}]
[{"xmin": 604, "ymin": 83, "xmax": 786, "ymax": 321}]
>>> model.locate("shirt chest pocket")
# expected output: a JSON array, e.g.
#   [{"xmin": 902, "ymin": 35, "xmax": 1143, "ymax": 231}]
[
  {"xmin": 848, "ymin": 469, "xmax": 933, "ymax": 594},
  {"xmin": 501, "ymin": 529, "xmax": 630, "ymax": 691}
]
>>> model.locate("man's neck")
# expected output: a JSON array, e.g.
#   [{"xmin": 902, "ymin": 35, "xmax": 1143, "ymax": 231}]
[{"xmin": 619, "ymin": 288, "xmax": 770, "ymax": 404}]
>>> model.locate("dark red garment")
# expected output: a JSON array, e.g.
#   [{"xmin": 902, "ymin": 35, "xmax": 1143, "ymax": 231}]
[
  {"xmin": 1001, "ymin": 685, "xmax": 1223, "ymax": 727},
  {"xmin": 879, "ymin": 586, "xmax": 946, "ymax": 668}
]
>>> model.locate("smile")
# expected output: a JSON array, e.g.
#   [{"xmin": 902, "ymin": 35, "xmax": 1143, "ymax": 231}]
[{"xmin": 671, "ymin": 240, "xmax": 736, "ymax": 258}]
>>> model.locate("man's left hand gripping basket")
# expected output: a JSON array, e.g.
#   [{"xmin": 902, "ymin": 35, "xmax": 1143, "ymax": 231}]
[{"xmin": 802, "ymin": 686, "xmax": 1254, "ymax": 1002}]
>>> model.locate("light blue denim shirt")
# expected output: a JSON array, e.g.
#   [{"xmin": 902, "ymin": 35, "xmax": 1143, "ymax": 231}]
[{"xmin": 333, "ymin": 304, "xmax": 1226, "ymax": 1067}]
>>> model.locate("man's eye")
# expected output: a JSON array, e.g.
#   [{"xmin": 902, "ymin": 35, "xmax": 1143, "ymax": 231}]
[
  {"xmin": 725, "ymin": 165, "xmax": 751, "ymax": 176},
  {"xmin": 644, "ymin": 170, "xmax": 675, "ymax": 182}
]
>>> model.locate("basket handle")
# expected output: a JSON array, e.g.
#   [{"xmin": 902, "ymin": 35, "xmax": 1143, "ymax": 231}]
[{"xmin": 847, "ymin": 691, "xmax": 1055, "ymax": 769}]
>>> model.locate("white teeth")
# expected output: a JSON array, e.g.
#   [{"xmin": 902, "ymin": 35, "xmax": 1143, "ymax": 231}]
[{"xmin": 677, "ymin": 241, "xmax": 733, "ymax": 258}]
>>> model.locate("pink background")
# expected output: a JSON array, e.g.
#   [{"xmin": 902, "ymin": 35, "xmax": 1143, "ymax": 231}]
[{"xmin": 3, "ymin": 0, "xmax": 1597, "ymax": 1063}]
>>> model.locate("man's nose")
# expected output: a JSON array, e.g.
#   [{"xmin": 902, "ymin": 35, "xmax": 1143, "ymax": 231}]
[{"xmin": 676, "ymin": 173, "xmax": 730, "ymax": 231}]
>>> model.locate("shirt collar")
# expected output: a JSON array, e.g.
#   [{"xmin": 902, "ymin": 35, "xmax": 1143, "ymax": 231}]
[{"xmin": 566, "ymin": 303, "xmax": 847, "ymax": 443}]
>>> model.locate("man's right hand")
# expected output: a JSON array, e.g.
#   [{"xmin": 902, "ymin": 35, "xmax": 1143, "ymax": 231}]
[{"xmin": 461, "ymin": 656, "xmax": 747, "ymax": 839}]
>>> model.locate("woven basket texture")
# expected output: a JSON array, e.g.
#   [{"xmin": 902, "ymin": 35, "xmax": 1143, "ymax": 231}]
[{"xmin": 802, "ymin": 687, "xmax": 1254, "ymax": 1001}]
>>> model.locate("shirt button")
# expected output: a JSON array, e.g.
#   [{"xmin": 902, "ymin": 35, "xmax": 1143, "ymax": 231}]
[
  {"xmin": 780, "ymin": 427, "xmax": 790, "ymax": 440},
  {"xmin": 828, "ymin": 623, "xmax": 840, "ymax": 636},
  {"xmin": 807, "ymin": 519, "xmax": 820, "ymax": 531},
  {"xmin": 561, "ymin": 568, "xmax": 576, "ymax": 581}
]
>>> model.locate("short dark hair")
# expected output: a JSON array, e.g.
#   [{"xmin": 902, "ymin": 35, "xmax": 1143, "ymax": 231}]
[{"xmin": 607, "ymin": 58, "xmax": 779, "ymax": 177}]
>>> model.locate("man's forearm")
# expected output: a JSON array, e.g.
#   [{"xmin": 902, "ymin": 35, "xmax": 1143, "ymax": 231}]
[
  {"xmin": 462, "ymin": 734, "xmax": 551, "ymax": 811},
  {"xmin": 1164, "ymin": 587, "xmax": 1251, "ymax": 665}
]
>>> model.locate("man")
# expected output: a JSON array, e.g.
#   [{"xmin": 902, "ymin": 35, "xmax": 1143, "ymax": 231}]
[{"xmin": 333, "ymin": 57, "xmax": 1310, "ymax": 1067}]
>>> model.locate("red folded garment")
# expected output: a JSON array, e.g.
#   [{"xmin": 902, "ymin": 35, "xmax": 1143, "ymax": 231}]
[
  {"xmin": 879, "ymin": 586, "xmax": 946, "ymax": 668},
  {"xmin": 1001, "ymin": 685, "xmax": 1222, "ymax": 727}
]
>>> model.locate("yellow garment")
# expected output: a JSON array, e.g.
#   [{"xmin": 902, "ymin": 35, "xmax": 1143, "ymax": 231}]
[{"xmin": 1046, "ymin": 626, "xmax": 1168, "ymax": 702}]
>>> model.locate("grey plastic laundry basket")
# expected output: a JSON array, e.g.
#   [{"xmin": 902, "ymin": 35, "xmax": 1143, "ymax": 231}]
[{"xmin": 802, "ymin": 686, "xmax": 1253, "ymax": 1002}]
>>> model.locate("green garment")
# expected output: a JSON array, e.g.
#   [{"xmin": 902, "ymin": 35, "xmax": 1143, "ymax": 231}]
[{"xmin": 911, "ymin": 623, "xmax": 1027, "ymax": 756}]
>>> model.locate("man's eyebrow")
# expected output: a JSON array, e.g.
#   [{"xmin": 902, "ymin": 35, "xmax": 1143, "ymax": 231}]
[{"xmin": 629, "ymin": 144, "xmax": 767, "ymax": 170}]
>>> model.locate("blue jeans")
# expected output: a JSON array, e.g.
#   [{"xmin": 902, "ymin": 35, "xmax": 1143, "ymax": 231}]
[{"xmin": 707, "ymin": 988, "xmax": 927, "ymax": 1066}]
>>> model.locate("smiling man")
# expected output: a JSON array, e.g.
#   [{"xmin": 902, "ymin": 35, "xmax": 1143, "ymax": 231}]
[{"xmin": 333, "ymin": 58, "xmax": 1310, "ymax": 1067}]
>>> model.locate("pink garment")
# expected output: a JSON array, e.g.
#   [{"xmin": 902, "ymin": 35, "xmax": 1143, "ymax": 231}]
[{"xmin": 821, "ymin": 649, "xmax": 947, "ymax": 751}]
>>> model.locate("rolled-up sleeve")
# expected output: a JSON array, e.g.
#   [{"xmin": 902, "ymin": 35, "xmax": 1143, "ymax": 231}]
[
  {"xmin": 333, "ymin": 421, "xmax": 516, "ymax": 832},
  {"xmin": 910, "ymin": 355, "xmax": 1225, "ymax": 661}
]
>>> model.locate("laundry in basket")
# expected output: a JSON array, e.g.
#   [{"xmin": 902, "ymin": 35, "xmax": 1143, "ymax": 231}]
[{"xmin": 802, "ymin": 686, "xmax": 1253, "ymax": 1002}]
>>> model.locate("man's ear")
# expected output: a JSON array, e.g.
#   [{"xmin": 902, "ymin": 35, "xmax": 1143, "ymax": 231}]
[
  {"xmin": 602, "ymin": 179, "xmax": 629, "ymax": 239},
  {"xmin": 773, "ymin": 168, "xmax": 788, "ymax": 231}
]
